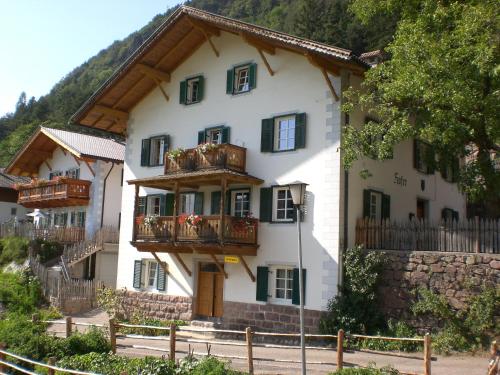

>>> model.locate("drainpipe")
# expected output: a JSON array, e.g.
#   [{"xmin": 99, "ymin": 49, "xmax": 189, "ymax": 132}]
[
  {"xmin": 100, "ymin": 162, "xmax": 115, "ymax": 228},
  {"xmin": 339, "ymin": 169, "xmax": 349, "ymax": 292}
]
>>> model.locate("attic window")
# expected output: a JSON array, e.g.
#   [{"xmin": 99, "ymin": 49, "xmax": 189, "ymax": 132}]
[
  {"xmin": 226, "ymin": 63, "xmax": 257, "ymax": 95},
  {"xmin": 180, "ymin": 76, "xmax": 204, "ymax": 105}
]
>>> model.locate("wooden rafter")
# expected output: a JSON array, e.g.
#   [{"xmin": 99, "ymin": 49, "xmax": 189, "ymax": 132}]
[
  {"xmin": 188, "ymin": 18, "xmax": 219, "ymax": 57},
  {"xmin": 208, "ymin": 251, "xmax": 228, "ymax": 279},
  {"xmin": 105, "ymin": 120, "xmax": 117, "ymax": 131},
  {"xmin": 151, "ymin": 252, "xmax": 170, "ymax": 274},
  {"xmin": 72, "ymin": 154, "xmax": 81, "ymax": 166},
  {"xmin": 257, "ymin": 49, "xmax": 274, "ymax": 76},
  {"xmin": 59, "ymin": 148, "xmax": 66, "ymax": 156},
  {"xmin": 174, "ymin": 253, "xmax": 192, "ymax": 277},
  {"xmin": 84, "ymin": 160, "xmax": 95, "ymax": 177},
  {"xmin": 94, "ymin": 104, "xmax": 129, "ymax": 122},
  {"xmin": 306, "ymin": 52, "xmax": 340, "ymax": 101},
  {"xmin": 90, "ymin": 114, "xmax": 105, "ymax": 127},
  {"xmin": 241, "ymin": 33, "xmax": 275, "ymax": 55},
  {"xmin": 153, "ymin": 78, "xmax": 170, "ymax": 102},
  {"xmin": 320, "ymin": 67, "xmax": 339, "ymax": 102},
  {"xmin": 239, "ymin": 256, "xmax": 255, "ymax": 282},
  {"xmin": 44, "ymin": 161, "xmax": 52, "ymax": 171},
  {"xmin": 137, "ymin": 63, "xmax": 170, "ymax": 82},
  {"xmin": 187, "ymin": 17, "xmax": 221, "ymax": 36}
]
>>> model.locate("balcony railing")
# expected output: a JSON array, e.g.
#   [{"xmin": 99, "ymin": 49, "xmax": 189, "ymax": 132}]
[
  {"xmin": 17, "ymin": 178, "xmax": 91, "ymax": 208},
  {"xmin": 165, "ymin": 144, "xmax": 246, "ymax": 174},
  {"xmin": 134, "ymin": 215, "xmax": 258, "ymax": 245},
  {"xmin": 33, "ymin": 227, "xmax": 86, "ymax": 243}
]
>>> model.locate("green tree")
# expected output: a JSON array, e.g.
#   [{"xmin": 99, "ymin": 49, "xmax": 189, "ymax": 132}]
[{"xmin": 343, "ymin": 0, "xmax": 499, "ymax": 205}]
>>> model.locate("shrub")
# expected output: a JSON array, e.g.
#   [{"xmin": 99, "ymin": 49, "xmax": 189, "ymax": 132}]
[
  {"xmin": 0, "ymin": 237, "xmax": 29, "ymax": 265},
  {"xmin": 330, "ymin": 366, "xmax": 400, "ymax": 375},
  {"xmin": 320, "ymin": 247, "xmax": 386, "ymax": 334},
  {"xmin": 30, "ymin": 239, "xmax": 64, "ymax": 264},
  {"xmin": 0, "ymin": 270, "xmax": 42, "ymax": 314},
  {"xmin": 118, "ymin": 310, "xmax": 187, "ymax": 336},
  {"xmin": 412, "ymin": 286, "xmax": 499, "ymax": 354}
]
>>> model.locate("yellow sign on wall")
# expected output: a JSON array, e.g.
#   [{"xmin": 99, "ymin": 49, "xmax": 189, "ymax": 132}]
[{"xmin": 224, "ymin": 256, "xmax": 239, "ymax": 264}]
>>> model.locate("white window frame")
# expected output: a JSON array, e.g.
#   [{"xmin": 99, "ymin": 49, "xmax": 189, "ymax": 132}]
[
  {"xmin": 49, "ymin": 171, "xmax": 63, "ymax": 180},
  {"xmin": 274, "ymin": 116, "xmax": 296, "ymax": 152},
  {"xmin": 272, "ymin": 187, "xmax": 294, "ymax": 222},
  {"xmin": 234, "ymin": 65, "xmax": 250, "ymax": 93},
  {"xmin": 71, "ymin": 211, "xmax": 86, "ymax": 228},
  {"xmin": 142, "ymin": 260, "xmax": 158, "ymax": 290},
  {"xmin": 147, "ymin": 196, "xmax": 161, "ymax": 216},
  {"xmin": 369, "ymin": 191, "xmax": 382, "ymax": 221},
  {"xmin": 231, "ymin": 189, "xmax": 250, "ymax": 217},
  {"xmin": 186, "ymin": 77, "xmax": 201, "ymax": 104},
  {"xmin": 206, "ymin": 128, "xmax": 223, "ymax": 145},
  {"xmin": 268, "ymin": 265, "xmax": 294, "ymax": 304},
  {"xmin": 180, "ymin": 193, "xmax": 196, "ymax": 214},
  {"xmin": 149, "ymin": 136, "xmax": 165, "ymax": 167},
  {"xmin": 65, "ymin": 168, "xmax": 80, "ymax": 179},
  {"xmin": 53, "ymin": 212, "xmax": 67, "ymax": 227}
]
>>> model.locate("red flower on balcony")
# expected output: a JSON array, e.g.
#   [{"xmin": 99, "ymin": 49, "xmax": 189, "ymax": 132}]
[
  {"xmin": 232, "ymin": 214, "xmax": 257, "ymax": 233},
  {"xmin": 178, "ymin": 213, "xmax": 203, "ymax": 228}
]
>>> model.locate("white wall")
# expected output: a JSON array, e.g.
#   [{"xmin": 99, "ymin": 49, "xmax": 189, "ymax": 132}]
[
  {"xmin": 117, "ymin": 31, "xmax": 343, "ymax": 311},
  {"xmin": 0, "ymin": 201, "xmax": 30, "ymax": 223}
]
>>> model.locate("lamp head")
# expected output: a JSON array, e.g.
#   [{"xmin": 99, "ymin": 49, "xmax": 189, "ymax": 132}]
[{"xmin": 287, "ymin": 181, "xmax": 308, "ymax": 206}]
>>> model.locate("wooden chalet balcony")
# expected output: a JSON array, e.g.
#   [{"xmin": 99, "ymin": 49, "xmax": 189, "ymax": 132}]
[
  {"xmin": 165, "ymin": 144, "xmax": 246, "ymax": 174},
  {"xmin": 33, "ymin": 227, "xmax": 85, "ymax": 243},
  {"xmin": 17, "ymin": 178, "xmax": 91, "ymax": 208},
  {"xmin": 133, "ymin": 215, "xmax": 258, "ymax": 256}
]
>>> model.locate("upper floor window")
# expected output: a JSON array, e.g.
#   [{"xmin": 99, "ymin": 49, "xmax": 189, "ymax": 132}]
[
  {"xmin": 141, "ymin": 135, "xmax": 170, "ymax": 167},
  {"xmin": 414, "ymin": 139, "xmax": 435, "ymax": 174},
  {"xmin": 180, "ymin": 76, "xmax": 204, "ymax": 105},
  {"xmin": 53, "ymin": 212, "xmax": 68, "ymax": 227},
  {"xmin": 226, "ymin": 63, "xmax": 257, "ymax": 95},
  {"xmin": 147, "ymin": 195, "xmax": 162, "ymax": 216},
  {"xmin": 261, "ymin": 113, "xmax": 306, "ymax": 153},
  {"xmin": 231, "ymin": 189, "xmax": 250, "ymax": 217},
  {"xmin": 49, "ymin": 171, "xmax": 63, "ymax": 180},
  {"xmin": 180, "ymin": 192, "xmax": 203, "ymax": 215},
  {"xmin": 273, "ymin": 187, "xmax": 294, "ymax": 222},
  {"xmin": 70, "ymin": 211, "xmax": 86, "ymax": 228},
  {"xmin": 198, "ymin": 126, "xmax": 230, "ymax": 145},
  {"xmin": 65, "ymin": 168, "xmax": 80, "ymax": 180},
  {"xmin": 10, "ymin": 207, "xmax": 17, "ymax": 216}
]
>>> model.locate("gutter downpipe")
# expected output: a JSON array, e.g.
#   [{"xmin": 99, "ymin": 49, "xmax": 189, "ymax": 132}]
[{"xmin": 101, "ymin": 162, "xmax": 115, "ymax": 228}]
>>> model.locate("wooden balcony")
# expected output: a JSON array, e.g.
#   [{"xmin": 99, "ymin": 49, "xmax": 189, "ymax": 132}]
[
  {"xmin": 165, "ymin": 144, "xmax": 246, "ymax": 175},
  {"xmin": 132, "ymin": 215, "xmax": 258, "ymax": 256},
  {"xmin": 33, "ymin": 227, "xmax": 85, "ymax": 243},
  {"xmin": 17, "ymin": 178, "xmax": 91, "ymax": 208}
]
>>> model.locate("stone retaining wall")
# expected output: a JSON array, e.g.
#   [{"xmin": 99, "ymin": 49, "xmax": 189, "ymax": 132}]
[
  {"xmin": 116, "ymin": 290, "xmax": 193, "ymax": 321},
  {"xmin": 378, "ymin": 250, "xmax": 500, "ymax": 326}
]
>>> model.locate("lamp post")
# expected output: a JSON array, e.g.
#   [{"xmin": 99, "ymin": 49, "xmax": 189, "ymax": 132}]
[{"xmin": 287, "ymin": 181, "xmax": 308, "ymax": 375}]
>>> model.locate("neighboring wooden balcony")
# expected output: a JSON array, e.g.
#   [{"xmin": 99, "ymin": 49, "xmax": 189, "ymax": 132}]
[
  {"xmin": 133, "ymin": 215, "xmax": 258, "ymax": 256},
  {"xmin": 17, "ymin": 178, "xmax": 91, "ymax": 208},
  {"xmin": 33, "ymin": 227, "xmax": 85, "ymax": 243},
  {"xmin": 165, "ymin": 144, "xmax": 246, "ymax": 175}
]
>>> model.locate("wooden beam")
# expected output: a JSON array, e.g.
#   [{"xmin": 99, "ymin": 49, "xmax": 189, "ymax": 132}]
[
  {"xmin": 30, "ymin": 150, "xmax": 53, "ymax": 159},
  {"xmin": 239, "ymin": 256, "xmax": 255, "ymax": 282},
  {"xmin": 151, "ymin": 252, "xmax": 170, "ymax": 274},
  {"xmin": 219, "ymin": 177, "xmax": 227, "ymax": 242},
  {"xmin": 60, "ymin": 148, "xmax": 66, "ymax": 156},
  {"xmin": 257, "ymin": 49, "xmax": 274, "ymax": 76},
  {"xmin": 173, "ymin": 182, "xmax": 179, "ymax": 242},
  {"xmin": 84, "ymin": 160, "xmax": 95, "ymax": 177},
  {"xmin": 241, "ymin": 33, "xmax": 275, "ymax": 55},
  {"xmin": 153, "ymin": 78, "xmax": 170, "ymax": 102},
  {"xmin": 174, "ymin": 253, "xmax": 192, "ymax": 277},
  {"xmin": 208, "ymin": 251, "xmax": 228, "ymax": 279},
  {"xmin": 90, "ymin": 114, "xmax": 105, "ymax": 127},
  {"xmin": 320, "ymin": 67, "xmax": 340, "ymax": 102},
  {"xmin": 187, "ymin": 17, "xmax": 221, "ymax": 36},
  {"xmin": 105, "ymin": 120, "xmax": 117, "ymax": 131},
  {"xmin": 94, "ymin": 104, "xmax": 129, "ymax": 122},
  {"xmin": 137, "ymin": 63, "xmax": 170, "ymax": 82},
  {"xmin": 72, "ymin": 154, "xmax": 81, "ymax": 166},
  {"xmin": 188, "ymin": 18, "xmax": 219, "ymax": 57},
  {"xmin": 305, "ymin": 53, "xmax": 341, "ymax": 76},
  {"xmin": 44, "ymin": 160, "xmax": 52, "ymax": 171}
]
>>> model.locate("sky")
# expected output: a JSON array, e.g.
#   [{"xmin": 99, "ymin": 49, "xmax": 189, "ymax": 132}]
[{"xmin": 0, "ymin": 0, "xmax": 182, "ymax": 117}]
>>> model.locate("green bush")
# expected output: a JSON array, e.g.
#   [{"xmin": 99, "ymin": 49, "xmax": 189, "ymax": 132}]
[
  {"xmin": 320, "ymin": 247, "xmax": 386, "ymax": 334},
  {"xmin": 412, "ymin": 286, "xmax": 499, "ymax": 354},
  {"xmin": 30, "ymin": 239, "xmax": 64, "ymax": 264},
  {"xmin": 0, "ymin": 237, "xmax": 29, "ymax": 265},
  {"xmin": 0, "ymin": 271, "xmax": 42, "ymax": 314},
  {"xmin": 330, "ymin": 366, "xmax": 400, "ymax": 375}
]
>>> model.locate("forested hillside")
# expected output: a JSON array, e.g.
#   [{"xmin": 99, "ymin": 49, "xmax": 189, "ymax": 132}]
[{"xmin": 0, "ymin": 0, "xmax": 396, "ymax": 166}]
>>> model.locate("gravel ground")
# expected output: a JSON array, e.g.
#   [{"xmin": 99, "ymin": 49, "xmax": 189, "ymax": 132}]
[{"xmin": 48, "ymin": 309, "xmax": 491, "ymax": 375}]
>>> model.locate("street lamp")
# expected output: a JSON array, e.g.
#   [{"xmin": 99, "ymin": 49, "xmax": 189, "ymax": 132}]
[{"xmin": 287, "ymin": 181, "xmax": 308, "ymax": 375}]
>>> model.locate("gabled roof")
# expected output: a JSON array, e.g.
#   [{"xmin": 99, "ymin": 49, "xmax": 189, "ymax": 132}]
[
  {"xmin": 5, "ymin": 127, "xmax": 125, "ymax": 177},
  {"xmin": 70, "ymin": 6, "xmax": 369, "ymax": 135},
  {"xmin": 0, "ymin": 168, "xmax": 30, "ymax": 189}
]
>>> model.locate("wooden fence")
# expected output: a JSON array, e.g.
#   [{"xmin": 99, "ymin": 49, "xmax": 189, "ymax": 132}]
[{"xmin": 356, "ymin": 218, "xmax": 500, "ymax": 253}]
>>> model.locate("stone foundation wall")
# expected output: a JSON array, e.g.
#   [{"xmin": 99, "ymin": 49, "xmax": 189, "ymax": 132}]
[
  {"xmin": 221, "ymin": 301, "xmax": 323, "ymax": 333},
  {"xmin": 378, "ymin": 250, "xmax": 500, "ymax": 326},
  {"xmin": 116, "ymin": 290, "xmax": 193, "ymax": 321}
]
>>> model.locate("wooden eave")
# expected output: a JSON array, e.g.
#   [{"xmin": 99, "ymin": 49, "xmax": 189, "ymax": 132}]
[
  {"xmin": 70, "ymin": 6, "xmax": 369, "ymax": 135},
  {"xmin": 132, "ymin": 241, "xmax": 258, "ymax": 257}
]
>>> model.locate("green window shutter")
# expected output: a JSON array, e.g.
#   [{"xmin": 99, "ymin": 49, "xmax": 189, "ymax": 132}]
[
  {"xmin": 226, "ymin": 68, "xmax": 234, "ymax": 94},
  {"xmin": 221, "ymin": 126, "xmax": 230, "ymax": 144},
  {"xmin": 159, "ymin": 195, "xmax": 167, "ymax": 216},
  {"xmin": 452, "ymin": 210, "xmax": 459, "ymax": 222},
  {"xmin": 413, "ymin": 139, "xmax": 420, "ymax": 170},
  {"xmin": 157, "ymin": 263, "xmax": 167, "ymax": 291},
  {"xmin": 211, "ymin": 191, "xmax": 221, "ymax": 215},
  {"xmin": 363, "ymin": 189, "xmax": 371, "ymax": 218},
  {"xmin": 256, "ymin": 266, "xmax": 269, "ymax": 302},
  {"xmin": 70, "ymin": 212, "xmax": 75, "ymax": 226},
  {"xmin": 179, "ymin": 80, "xmax": 187, "ymax": 104},
  {"xmin": 294, "ymin": 113, "xmax": 306, "ymax": 149},
  {"xmin": 225, "ymin": 190, "xmax": 231, "ymax": 215},
  {"xmin": 259, "ymin": 187, "xmax": 273, "ymax": 222},
  {"xmin": 165, "ymin": 193, "xmax": 175, "ymax": 216},
  {"xmin": 133, "ymin": 260, "xmax": 142, "ymax": 289},
  {"xmin": 162, "ymin": 135, "xmax": 170, "ymax": 159},
  {"xmin": 382, "ymin": 194, "xmax": 391, "ymax": 220},
  {"xmin": 194, "ymin": 192, "xmax": 204, "ymax": 215},
  {"xmin": 439, "ymin": 157, "xmax": 448, "ymax": 180},
  {"xmin": 249, "ymin": 63, "xmax": 257, "ymax": 90},
  {"xmin": 62, "ymin": 213, "xmax": 68, "ymax": 227},
  {"xmin": 292, "ymin": 268, "xmax": 306, "ymax": 305},
  {"xmin": 261, "ymin": 118, "xmax": 274, "ymax": 152},
  {"xmin": 426, "ymin": 146, "xmax": 436, "ymax": 174},
  {"xmin": 138, "ymin": 197, "xmax": 147, "ymax": 215},
  {"xmin": 451, "ymin": 158, "xmax": 459, "ymax": 183},
  {"xmin": 198, "ymin": 130, "xmax": 206, "ymax": 145},
  {"xmin": 197, "ymin": 76, "xmax": 204, "ymax": 102},
  {"xmin": 141, "ymin": 139, "xmax": 150, "ymax": 166}
]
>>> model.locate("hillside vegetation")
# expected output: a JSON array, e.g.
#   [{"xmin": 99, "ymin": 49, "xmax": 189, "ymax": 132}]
[{"xmin": 0, "ymin": 0, "xmax": 395, "ymax": 166}]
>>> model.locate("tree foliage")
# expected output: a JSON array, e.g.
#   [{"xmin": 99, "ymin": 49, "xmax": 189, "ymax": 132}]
[{"xmin": 343, "ymin": 0, "xmax": 500, "ymax": 205}]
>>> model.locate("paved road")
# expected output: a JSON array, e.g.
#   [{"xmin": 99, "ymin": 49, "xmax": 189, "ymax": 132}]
[{"xmin": 48, "ymin": 309, "xmax": 490, "ymax": 375}]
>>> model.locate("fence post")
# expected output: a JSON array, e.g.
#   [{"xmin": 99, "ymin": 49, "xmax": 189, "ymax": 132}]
[
  {"xmin": 0, "ymin": 343, "xmax": 6, "ymax": 373},
  {"xmin": 337, "ymin": 329, "xmax": 344, "ymax": 370},
  {"xmin": 169, "ymin": 324, "xmax": 176, "ymax": 362},
  {"xmin": 424, "ymin": 333, "xmax": 432, "ymax": 375},
  {"xmin": 246, "ymin": 327, "xmax": 254, "ymax": 375},
  {"xmin": 65, "ymin": 316, "xmax": 72, "ymax": 338},
  {"xmin": 48, "ymin": 357, "xmax": 56, "ymax": 375},
  {"xmin": 109, "ymin": 318, "xmax": 117, "ymax": 354},
  {"xmin": 475, "ymin": 216, "xmax": 480, "ymax": 253},
  {"xmin": 489, "ymin": 341, "xmax": 499, "ymax": 375}
]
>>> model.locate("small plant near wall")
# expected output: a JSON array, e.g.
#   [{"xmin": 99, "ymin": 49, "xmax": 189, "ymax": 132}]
[
  {"xmin": 166, "ymin": 147, "xmax": 185, "ymax": 161},
  {"xmin": 196, "ymin": 142, "xmax": 219, "ymax": 154},
  {"xmin": 143, "ymin": 215, "xmax": 159, "ymax": 228},
  {"xmin": 231, "ymin": 214, "xmax": 257, "ymax": 234},
  {"xmin": 178, "ymin": 214, "xmax": 203, "ymax": 229}
]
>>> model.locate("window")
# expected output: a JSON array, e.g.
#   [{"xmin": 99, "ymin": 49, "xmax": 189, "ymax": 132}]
[
  {"xmin": 10, "ymin": 207, "xmax": 17, "ymax": 216},
  {"xmin": 272, "ymin": 187, "xmax": 294, "ymax": 222},
  {"xmin": 141, "ymin": 135, "xmax": 170, "ymax": 167},
  {"xmin": 440, "ymin": 157, "xmax": 459, "ymax": 183},
  {"xmin": 133, "ymin": 259, "xmax": 167, "ymax": 291},
  {"xmin": 138, "ymin": 197, "xmax": 147, "ymax": 215},
  {"xmin": 416, "ymin": 198, "xmax": 429, "ymax": 221},
  {"xmin": 208, "ymin": 128, "xmax": 222, "ymax": 144},
  {"xmin": 271, "ymin": 266, "xmax": 293, "ymax": 302},
  {"xmin": 70, "ymin": 211, "xmax": 86, "ymax": 227},
  {"xmin": 65, "ymin": 168, "xmax": 80, "ymax": 179},
  {"xmin": 147, "ymin": 196, "xmax": 162, "ymax": 216},
  {"xmin": 226, "ymin": 63, "xmax": 257, "ymax": 95},
  {"xmin": 145, "ymin": 260, "xmax": 158, "ymax": 289},
  {"xmin": 441, "ymin": 208, "xmax": 459, "ymax": 222},
  {"xmin": 363, "ymin": 189, "xmax": 390, "ymax": 220},
  {"xmin": 231, "ymin": 190, "xmax": 250, "ymax": 217},
  {"xmin": 180, "ymin": 193, "xmax": 195, "ymax": 214},
  {"xmin": 261, "ymin": 113, "xmax": 306, "ymax": 152},
  {"xmin": 414, "ymin": 140, "xmax": 435, "ymax": 174},
  {"xmin": 369, "ymin": 191, "xmax": 382, "ymax": 221},
  {"xmin": 198, "ymin": 126, "xmax": 230, "ymax": 145},
  {"xmin": 180, "ymin": 76, "xmax": 204, "ymax": 105},
  {"xmin": 53, "ymin": 212, "xmax": 68, "ymax": 227},
  {"xmin": 256, "ymin": 266, "xmax": 307, "ymax": 305},
  {"xmin": 274, "ymin": 116, "xmax": 296, "ymax": 151},
  {"xmin": 49, "ymin": 171, "xmax": 62, "ymax": 180}
]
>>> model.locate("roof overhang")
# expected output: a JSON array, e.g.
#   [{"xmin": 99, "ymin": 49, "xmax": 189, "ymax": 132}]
[{"xmin": 70, "ymin": 6, "xmax": 369, "ymax": 135}]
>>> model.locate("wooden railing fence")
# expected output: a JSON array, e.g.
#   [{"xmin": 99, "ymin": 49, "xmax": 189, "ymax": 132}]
[
  {"xmin": 62, "ymin": 226, "xmax": 119, "ymax": 266},
  {"xmin": 356, "ymin": 218, "xmax": 499, "ymax": 253}
]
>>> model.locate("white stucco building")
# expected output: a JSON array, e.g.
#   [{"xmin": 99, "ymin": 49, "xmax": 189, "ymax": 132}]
[
  {"xmin": 5, "ymin": 127, "xmax": 124, "ymax": 287},
  {"xmin": 71, "ymin": 7, "xmax": 465, "ymax": 331},
  {"xmin": 0, "ymin": 169, "xmax": 31, "ymax": 224}
]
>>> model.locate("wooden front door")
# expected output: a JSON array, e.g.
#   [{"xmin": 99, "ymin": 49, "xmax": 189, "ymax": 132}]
[{"xmin": 196, "ymin": 263, "xmax": 224, "ymax": 317}]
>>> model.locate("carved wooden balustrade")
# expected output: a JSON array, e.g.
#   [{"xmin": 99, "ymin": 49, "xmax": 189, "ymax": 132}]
[{"xmin": 17, "ymin": 178, "xmax": 91, "ymax": 208}]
